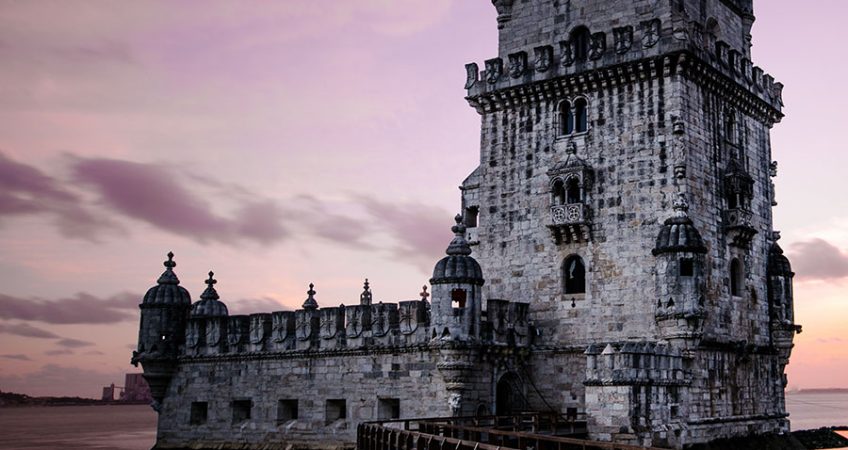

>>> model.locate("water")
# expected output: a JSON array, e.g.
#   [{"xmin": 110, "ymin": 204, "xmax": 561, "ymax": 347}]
[
  {"xmin": 0, "ymin": 395, "xmax": 846, "ymax": 449},
  {"xmin": 0, "ymin": 404, "xmax": 157, "ymax": 450}
]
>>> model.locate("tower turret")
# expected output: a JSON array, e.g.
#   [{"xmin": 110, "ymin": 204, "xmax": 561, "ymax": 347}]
[
  {"xmin": 131, "ymin": 252, "xmax": 191, "ymax": 410},
  {"xmin": 430, "ymin": 215, "xmax": 485, "ymax": 341}
]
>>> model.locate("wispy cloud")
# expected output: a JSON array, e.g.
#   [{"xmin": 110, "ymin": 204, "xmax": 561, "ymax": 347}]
[
  {"xmin": 56, "ymin": 338, "xmax": 95, "ymax": 348},
  {"xmin": 789, "ymin": 238, "xmax": 848, "ymax": 281},
  {"xmin": 0, "ymin": 152, "xmax": 112, "ymax": 239},
  {"xmin": 0, "ymin": 292, "xmax": 138, "ymax": 324},
  {"xmin": 0, "ymin": 322, "xmax": 60, "ymax": 339},
  {"xmin": 1, "ymin": 354, "xmax": 31, "ymax": 361},
  {"xmin": 72, "ymin": 157, "xmax": 288, "ymax": 245},
  {"xmin": 44, "ymin": 349, "xmax": 74, "ymax": 356}
]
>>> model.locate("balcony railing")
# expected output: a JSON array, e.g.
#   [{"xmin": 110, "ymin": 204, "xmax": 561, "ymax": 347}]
[{"xmin": 551, "ymin": 203, "xmax": 588, "ymax": 225}]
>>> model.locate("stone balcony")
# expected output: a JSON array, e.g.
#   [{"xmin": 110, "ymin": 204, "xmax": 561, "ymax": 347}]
[
  {"xmin": 724, "ymin": 208, "xmax": 757, "ymax": 248},
  {"xmin": 547, "ymin": 203, "xmax": 591, "ymax": 245}
]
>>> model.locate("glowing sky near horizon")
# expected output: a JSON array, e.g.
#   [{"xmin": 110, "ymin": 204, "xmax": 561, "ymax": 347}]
[{"xmin": 0, "ymin": 1, "xmax": 846, "ymax": 397}]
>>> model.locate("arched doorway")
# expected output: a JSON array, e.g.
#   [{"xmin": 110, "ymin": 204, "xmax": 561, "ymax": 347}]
[{"xmin": 495, "ymin": 372, "xmax": 526, "ymax": 416}]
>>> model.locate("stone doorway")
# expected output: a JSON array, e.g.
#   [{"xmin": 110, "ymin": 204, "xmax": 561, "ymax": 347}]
[{"xmin": 495, "ymin": 372, "xmax": 526, "ymax": 416}]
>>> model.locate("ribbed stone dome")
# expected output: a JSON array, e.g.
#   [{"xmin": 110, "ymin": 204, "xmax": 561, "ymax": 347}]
[
  {"xmin": 768, "ymin": 242, "xmax": 793, "ymax": 277},
  {"xmin": 143, "ymin": 252, "xmax": 191, "ymax": 306},
  {"xmin": 190, "ymin": 272, "xmax": 229, "ymax": 318},
  {"xmin": 430, "ymin": 215, "xmax": 485, "ymax": 286},
  {"xmin": 652, "ymin": 194, "xmax": 707, "ymax": 256}
]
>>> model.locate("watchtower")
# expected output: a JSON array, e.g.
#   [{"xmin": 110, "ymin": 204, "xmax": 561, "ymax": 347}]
[{"xmin": 461, "ymin": 1, "xmax": 796, "ymax": 446}]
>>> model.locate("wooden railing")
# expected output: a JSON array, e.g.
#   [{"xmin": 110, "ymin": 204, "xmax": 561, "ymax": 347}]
[{"xmin": 358, "ymin": 413, "xmax": 668, "ymax": 450}]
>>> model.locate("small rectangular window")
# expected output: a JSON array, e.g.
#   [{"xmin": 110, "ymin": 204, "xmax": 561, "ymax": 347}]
[
  {"xmin": 325, "ymin": 399, "xmax": 346, "ymax": 425},
  {"xmin": 679, "ymin": 259, "xmax": 694, "ymax": 277},
  {"xmin": 378, "ymin": 398, "xmax": 400, "ymax": 420},
  {"xmin": 465, "ymin": 206, "xmax": 479, "ymax": 228},
  {"xmin": 190, "ymin": 401, "xmax": 208, "ymax": 425},
  {"xmin": 277, "ymin": 399, "xmax": 298, "ymax": 423},
  {"xmin": 232, "ymin": 399, "xmax": 252, "ymax": 424}
]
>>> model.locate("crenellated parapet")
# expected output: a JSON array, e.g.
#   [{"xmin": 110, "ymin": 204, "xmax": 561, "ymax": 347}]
[{"xmin": 465, "ymin": 17, "xmax": 783, "ymax": 121}]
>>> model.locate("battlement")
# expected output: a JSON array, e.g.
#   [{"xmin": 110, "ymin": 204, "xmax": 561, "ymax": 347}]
[
  {"xmin": 183, "ymin": 288, "xmax": 531, "ymax": 358},
  {"xmin": 466, "ymin": 15, "xmax": 782, "ymax": 115}
]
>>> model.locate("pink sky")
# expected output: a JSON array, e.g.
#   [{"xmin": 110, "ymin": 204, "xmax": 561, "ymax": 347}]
[{"xmin": 0, "ymin": 1, "xmax": 846, "ymax": 397}]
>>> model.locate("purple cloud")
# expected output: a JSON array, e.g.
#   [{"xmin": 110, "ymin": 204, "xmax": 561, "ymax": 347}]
[
  {"xmin": 0, "ymin": 292, "xmax": 139, "ymax": 324},
  {"xmin": 357, "ymin": 195, "xmax": 453, "ymax": 270},
  {"xmin": 789, "ymin": 238, "xmax": 848, "ymax": 281},
  {"xmin": 72, "ymin": 157, "xmax": 288, "ymax": 244},
  {"xmin": 0, "ymin": 322, "xmax": 61, "ymax": 339},
  {"xmin": 56, "ymin": 338, "xmax": 95, "ymax": 348},
  {"xmin": 44, "ymin": 349, "xmax": 74, "ymax": 356},
  {"xmin": 0, "ymin": 152, "xmax": 109, "ymax": 239},
  {"xmin": 1, "ymin": 354, "xmax": 31, "ymax": 361}
]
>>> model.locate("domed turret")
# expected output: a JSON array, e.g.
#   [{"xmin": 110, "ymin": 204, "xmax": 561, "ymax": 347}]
[
  {"xmin": 191, "ymin": 272, "xmax": 229, "ymax": 318},
  {"xmin": 430, "ymin": 215, "xmax": 485, "ymax": 341},
  {"xmin": 653, "ymin": 194, "xmax": 708, "ymax": 255},
  {"xmin": 431, "ymin": 215, "xmax": 484, "ymax": 286},
  {"xmin": 132, "ymin": 252, "xmax": 192, "ymax": 411},
  {"xmin": 142, "ymin": 252, "xmax": 191, "ymax": 306},
  {"xmin": 767, "ymin": 241, "xmax": 793, "ymax": 277}
]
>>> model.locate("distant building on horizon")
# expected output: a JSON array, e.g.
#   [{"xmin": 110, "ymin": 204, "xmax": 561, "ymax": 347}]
[{"xmin": 119, "ymin": 373, "xmax": 152, "ymax": 403}]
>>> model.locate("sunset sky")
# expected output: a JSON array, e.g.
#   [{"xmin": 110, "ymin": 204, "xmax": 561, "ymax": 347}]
[{"xmin": 0, "ymin": 1, "xmax": 846, "ymax": 397}]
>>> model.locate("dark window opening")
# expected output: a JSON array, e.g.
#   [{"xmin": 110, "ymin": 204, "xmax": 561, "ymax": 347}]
[
  {"xmin": 679, "ymin": 259, "xmax": 694, "ymax": 277},
  {"xmin": 277, "ymin": 399, "xmax": 298, "ymax": 423},
  {"xmin": 727, "ymin": 192, "xmax": 739, "ymax": 209},
  {"xmin": 564, "ymin": 255, "xmax": 586, "ymax": 294},
  {"xmin": 325, "ymin": 399, "xmax": 347, "ymax": 424},
  {"xmin": 565, "ymin": 176, "xmax": 581, "ymax": 204},
  {"xmin": 560, "ymin": 101, "xmax": 574, "ymax": 135},
  {"xmin": 190, "ymin": 402, "xmax": 208, "ymax": 425},
  {"xmin": 724, "ymin": 109, "xmax": 737, "ymax": 144},
  {"xmin": 572, "ymin": 27, "xmax": 590, "ymax": 62},
  {"xmin": 232, "ymin": 399, "xmax": 252, "ymax": 424},
  {"xmin": 465, "ymin": 206, "xmax": 479, "ymax": 228},
  {"xmin": 451, "ymin": 289, "xmax": 467, "ymax": 309},
  {"xmin": 378, "ymin": 398, "xmax": 400, "ymax": 420},
  {"xmin": 730, "ymin": 258, "xmax": 743, "ymax": 296},
  {"xmin": 575, "ymin": 98, "xmax": 588, "ymax": 133},
  {"xmin": 552, "ymin": 179, "xmax": 566, "ymax": 205}
]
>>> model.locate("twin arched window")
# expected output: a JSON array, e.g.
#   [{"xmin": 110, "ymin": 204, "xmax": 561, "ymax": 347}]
[
  {"xmin": 563, "ymin": 255, "xmax": 586, "ymax": 294},
  {"xmin": 552, "ymin": 176, "xmax": 582, "ymax": 205},
  {"xmin": 559, "ymin": 98, "xmax": 588, "ymax": 135}
]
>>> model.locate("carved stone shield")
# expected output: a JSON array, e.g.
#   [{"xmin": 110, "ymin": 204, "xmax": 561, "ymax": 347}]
[
  {"xmin": 272, "ymin": 312, "xmax": 293, "ymax": 343},
  {"xmin": 249, "ymin": 314, "xmax": 268, "ymax": 345},
  {"xmin": 206, "ymin": 319, "xmax": 222, "ymax": 346},
  {"xmin": 295, "ymin": 311, "xmax": 313, "ymax": 341},
  {"xmin": 186, "ymin": 320, "xmax": 201, "ymax": 348}
]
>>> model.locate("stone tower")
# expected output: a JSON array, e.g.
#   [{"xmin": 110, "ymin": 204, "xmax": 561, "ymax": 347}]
[{"xmin": 461, "ymin": 0, "xmax": 796, "ymax": 447}]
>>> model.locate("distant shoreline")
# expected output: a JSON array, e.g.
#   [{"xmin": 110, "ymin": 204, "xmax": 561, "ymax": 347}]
[
  {"xmin": 0, "ymin": 391, "xmax": 148, "ymax": 408},
  {"xmin": 787, "ymin": 388, "xmax": 848, "ymax": 395}
]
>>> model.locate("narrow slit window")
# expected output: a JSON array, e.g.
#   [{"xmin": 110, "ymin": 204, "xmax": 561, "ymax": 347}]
[
  {"xmin": 465, "ymin": 206, "xmax": 479, "ymax": 228},
  {"xmin": 572, "ymin": 27, "xmax": 590, "ymax": 62},
  {"xmin": 730, "ymin": 258, "xmax": 743, "ymax": 296}
]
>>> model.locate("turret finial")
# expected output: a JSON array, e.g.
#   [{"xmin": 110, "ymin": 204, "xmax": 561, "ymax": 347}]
[
  {"xmin": 446, "ymin": 214, "xmax": 472, "ymax": 256},
  {"xmin": 420, "ymin": 285, "xmax": 430, "ymax": 302},
  {"xmin": 360, "ymin": 278, "xmax": 372, "ymax": 305},
  {"xmin": 302, "ymin": 283, "xmax": 319, "ymax": 310},
  {"xmin": 157, "ymin": 251, "xmax": 180, "ymax": 285},
  {"xmin": 200, "ymin": 271, "xmax": 219, "ymax": 301}
]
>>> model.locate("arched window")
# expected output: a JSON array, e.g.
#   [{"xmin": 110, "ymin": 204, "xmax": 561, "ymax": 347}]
[
  {"xmin": 575, "ymin": 98, "xmax": 588, "ymax": 133},
  {"xmin": 572, "ymin": 27, "xmax": 591, "ymax": 62},
  {"xmin": 730, "ymin": 258, "xmax": 742, "ymax": 296},
  {"xmin": 563, "ymin": 255, "xmax": 586, "ymax": 294},
  {"xmin": 559, "ymin": 101, "xmax": 574, "ymax": 135},
  {"xmin": 552, "ymin": 178, "xmax": 566, "ymax": 205},
  {"xmin": 565, "ymin": 176, "xmax": 581, "ymax": 204}
]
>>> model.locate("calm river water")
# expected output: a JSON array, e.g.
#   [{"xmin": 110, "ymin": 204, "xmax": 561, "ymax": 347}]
[{"xmin": 0, "ymin": 393, "xmax": 846, "ymax": 449}]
